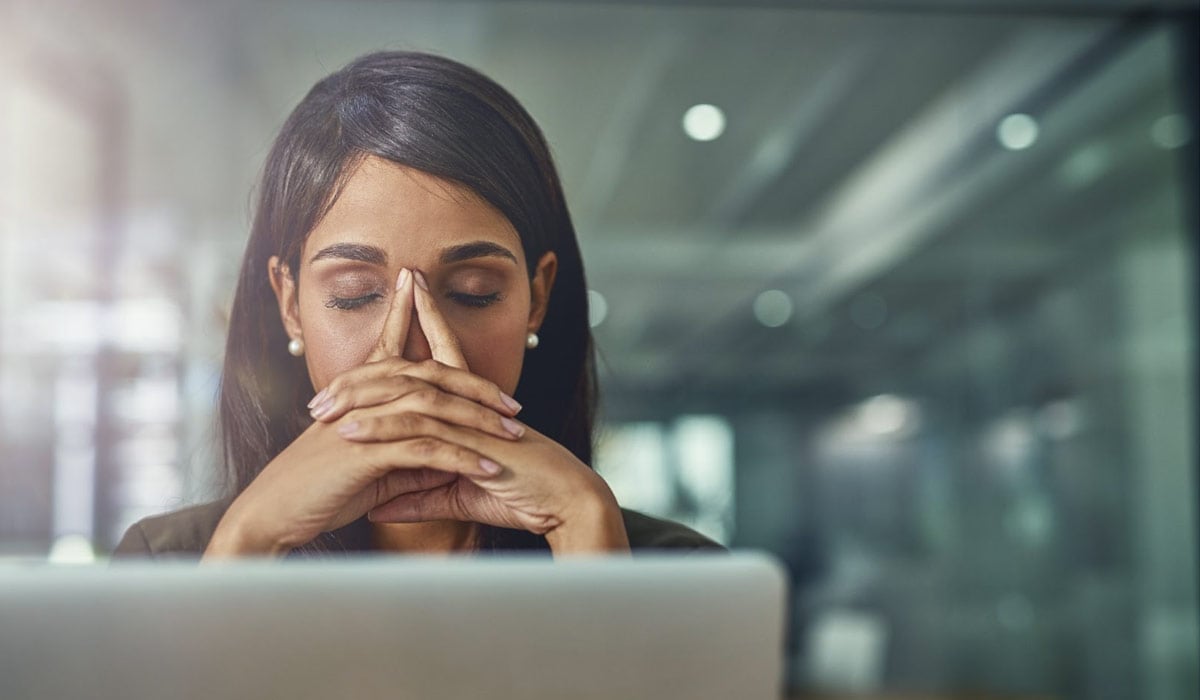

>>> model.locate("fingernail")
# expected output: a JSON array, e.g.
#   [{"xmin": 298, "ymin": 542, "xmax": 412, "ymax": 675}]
[
  {"xmin": 501, "ymin": 417, "xmax": 525, "ymax": 438},
  {"xmin": 307, "ymin": 388, "xmax": 327, "ymax": 409},
  {"xmin": 479, "ymin": 458, "xmax": 502, "ymax": 475},
  {"xmin": 414, "ymin": 270, "xmax": 429, "ymax": 291},
  {"xmin": 500, "ymin": 392, "xmax": 522, "ymax": 414},
  {"xmin": 396, "ymin": 268, "xmax": 410, "ymax": 290},
  {"xmin": 337, "ymin": 421, "xmax": 360, "ymax": 437},
  {"xmin": 310, "ymin": 396, "xmax": 335, "ymax": 419}
]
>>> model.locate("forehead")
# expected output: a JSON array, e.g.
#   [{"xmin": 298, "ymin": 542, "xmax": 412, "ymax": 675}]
[{"xmin": 304, "ymin": 155, "xmax": 524, "ymax": 266}]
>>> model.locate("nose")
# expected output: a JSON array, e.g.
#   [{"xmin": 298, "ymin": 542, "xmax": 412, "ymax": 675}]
[{"xmin": 401, "ymin": 311, "xmax": 433, "ymax": 362}]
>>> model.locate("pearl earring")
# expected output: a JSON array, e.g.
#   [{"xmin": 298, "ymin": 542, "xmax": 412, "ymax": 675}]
[
  {"xmin": 525, "ymin": 332, "xmax": 539, "ymax": 349},
  {"xmin": 287, "ymin": 338, "xmax": 305, "ymax": 356}
]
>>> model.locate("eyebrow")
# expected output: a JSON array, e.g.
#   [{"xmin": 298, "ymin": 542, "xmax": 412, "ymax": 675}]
[
  {"xmin": 439, "ymin": 241, "xmax": 518, "ymax": 265},
  {"xmin": 310, "ymin": 242, "xmax": 388, "ymax": 265},
  {"xmin": 309, "ymin": 240, "xmax": 518, "ymax": 267}
]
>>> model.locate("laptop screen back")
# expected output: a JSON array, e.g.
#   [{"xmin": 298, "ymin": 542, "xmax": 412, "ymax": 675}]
[{"xmin": 1, "ymin": 554, "xmax": 786, "ymax": 700}]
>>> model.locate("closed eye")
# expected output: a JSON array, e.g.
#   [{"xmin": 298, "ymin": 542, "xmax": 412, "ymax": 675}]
[
  {"xmin": 326, "ymin": 293, "xmax": 383, "ymax": 310},
  {"xmin": 448, "ymin": 291, "xmax": 502, "ymax": 308}
]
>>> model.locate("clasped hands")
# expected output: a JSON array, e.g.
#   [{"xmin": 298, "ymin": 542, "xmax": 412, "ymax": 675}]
[{"xmin": 205, "ymin": 268, "xmax": 629, "ymax": 558}]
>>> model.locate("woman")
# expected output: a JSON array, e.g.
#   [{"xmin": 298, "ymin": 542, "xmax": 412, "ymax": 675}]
[{"xmin": 115, "ymin": 51, "xmax": 718, "ymax": 558}]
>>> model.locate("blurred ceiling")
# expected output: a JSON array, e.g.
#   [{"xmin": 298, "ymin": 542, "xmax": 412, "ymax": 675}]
[{"xmin": 3, "ymin": 0, "xmax": 1194, "ymax": 408}]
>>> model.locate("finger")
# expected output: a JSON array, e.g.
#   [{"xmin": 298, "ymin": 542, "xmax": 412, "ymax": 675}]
[
  {"xmin": 312, "ymin": 373, "xmax": 436, "ymax": 422},
  {"xmin": 359, "ymin": 435, "xmax": 501, "ymax": 480},
  {"xmin": 341, "ymin": 412, "xmax": 516, "ymax": 472},
  {"xmin": 412, "ymin": 270, "xmax": 468, "ymax": 369},
  {"xmin": 365, "ymin": 467, "xmax": 459, "ymax": 509},
  {"xmin": 337, "ymin": 391, "xmax": 525, "ymax": 441},
  {"xmin": 367, "ymin": 268, "xmax": 414, "ymax": 363},
  {"xmin": 312, "ymin": 357, "xmax": 521, "ymax": 420},
  {"xmin": 367, "ymin": 481, "xmax": 460, "ymax": 523}
]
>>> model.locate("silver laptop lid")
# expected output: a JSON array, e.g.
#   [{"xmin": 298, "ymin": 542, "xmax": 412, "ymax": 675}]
[{"xmin": 1, "ymin": 553, "xmax": 786, "ymax": 700}]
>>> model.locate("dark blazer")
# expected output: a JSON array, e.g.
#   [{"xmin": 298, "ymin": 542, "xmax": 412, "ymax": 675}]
[{"xmin": 113, "ymin": 498, "xmax": 724, "ymax": 558}]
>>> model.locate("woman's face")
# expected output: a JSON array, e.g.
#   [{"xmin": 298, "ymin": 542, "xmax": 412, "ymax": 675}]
[{"xmin": 269, "ymin": 155, "xmax": 556, "ymax": 395}]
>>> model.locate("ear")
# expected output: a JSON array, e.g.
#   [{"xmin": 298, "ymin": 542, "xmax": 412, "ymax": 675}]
[
  {"xmin": 267, "ymin": 255, "xmax": 303, "ymax": 342},
  {"xmin": 527, "ymin": 251, "xmax": 558, "ymax": 335}
]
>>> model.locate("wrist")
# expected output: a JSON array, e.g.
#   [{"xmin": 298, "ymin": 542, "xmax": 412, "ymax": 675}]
[
  {"xmin": 203, "ymin": 502, "xmax": 291, "ymax": 560},
  {"xmin": 544, "ymin": 474, "xmax": 630, "ymax": 556}
]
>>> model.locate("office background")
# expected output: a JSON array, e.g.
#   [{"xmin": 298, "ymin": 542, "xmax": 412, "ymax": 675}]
[{"xmin": 1, "ymin": 0, "xmax": 1197, "ymax": 697}]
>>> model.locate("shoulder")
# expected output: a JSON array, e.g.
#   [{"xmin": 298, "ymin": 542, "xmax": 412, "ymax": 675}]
[
  {"xmin": 112, "ymin": 501, "xmax": 724, "ymax": 557},
  {"xmin": 112, "ymin": 498, "xmax": 235, "ymax": 559},
  {"xmin": 619, "ymin": 508, "xmax": 726, "ymax": 551}
]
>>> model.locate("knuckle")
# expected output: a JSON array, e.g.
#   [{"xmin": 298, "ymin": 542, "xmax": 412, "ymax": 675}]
[
  {"xmin": 447, "ymin": 443, "xmax": 474, "ymax": 465},
  {"xmin": 397, "ymin": 412, "xmax": 428, "ymax": 435},
  {"xmin": 391, "ymin": 374, "xmax": 418, "ymax": 394},
  {"xmin": 332, "ymin": 391, "xmax": 354, "ymax": 411},
  {"xmin": 425, "ymin": 389, "xmax": 450, "ymax": 408},
  {"xmin": 481, "ymin": 406, "xmax": 504, "ymax": 428},
  {"xmin": 479, "ymin": 379, "xmax": 500, "ymax": 399},
  {"xmin": 411, "ymin": 437, "xmax": 439, "ymax": 458},
  {"xmin": 411, "ymin": 388, "xmax": 438, "ymax": 408}
]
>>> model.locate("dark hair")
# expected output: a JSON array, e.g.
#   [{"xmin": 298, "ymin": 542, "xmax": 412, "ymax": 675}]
[{"xmin": 218, "ymin": 51, "xmax": 596, "ymax": 552}]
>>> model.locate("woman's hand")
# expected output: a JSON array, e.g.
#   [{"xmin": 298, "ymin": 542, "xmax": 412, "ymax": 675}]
[
  {"xmin": 312, "ymin": 269, "xmax": 630, "ymax": 555},
  {"xmin": 204, "ymin": 269, "xmax": 526, "ymax": 558}
]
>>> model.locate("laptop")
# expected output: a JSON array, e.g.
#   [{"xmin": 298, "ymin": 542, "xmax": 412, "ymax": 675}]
[{"xmin": 0, "ymin": 553, "xmax": 786, "ymax": 700}]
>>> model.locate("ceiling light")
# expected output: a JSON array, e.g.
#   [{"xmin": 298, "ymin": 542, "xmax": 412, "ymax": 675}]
[
  {"xmin": 997, "ymin": 113, "xmax": 1038, "ymax": 151},
  {"xmin": 753, "ymin": 289, "xmax": 792, "ymax": 327},
  {"xmin": 858, "ymin": 394, "xmax": 919, "ymax": 436},
  {"xmin": 1150, "ymin": 113, "xmax": 1191, "ymax": 150},
  {"xmin": 982, "ymin": 411, "xmax": 1036, "ymax": 472},
  {"xmin": 682, "ymin": 104, "xmax": 726, "ymax": 142}
]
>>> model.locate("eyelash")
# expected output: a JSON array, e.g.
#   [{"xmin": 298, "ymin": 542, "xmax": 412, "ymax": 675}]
[
  {"xmin": 447, "ymin": 291, "xmax": 502, "ymax": 308},
  {"xmin": 325, "ymin": 291, "xmax": 502, "ymax": 310},
  {"xmin": 325, "ymin": 293, "xmax": 382, "ymax": 310}
]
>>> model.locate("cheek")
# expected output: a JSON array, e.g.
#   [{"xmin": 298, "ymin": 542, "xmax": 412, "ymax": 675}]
[
  {"xmin": 451, "ymin": 306, "xmax": 528, "ymax": 395},
  {"xmin": 300, "ymin": 303, "xmax": 386, "ymax": 390}
]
